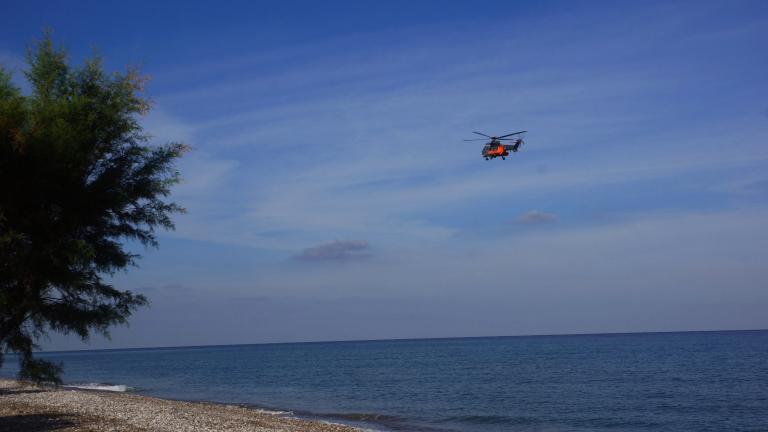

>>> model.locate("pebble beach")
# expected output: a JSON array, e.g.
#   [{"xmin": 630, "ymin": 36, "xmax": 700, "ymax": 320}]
[{"xmin": 0, "ymin": 379, "xmax": 362, "ymax": 432}]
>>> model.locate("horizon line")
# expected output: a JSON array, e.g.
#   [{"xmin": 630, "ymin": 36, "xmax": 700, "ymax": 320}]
[{"xmin": 34, "ymin": 327, "xmax": 768, "ymax": 355}]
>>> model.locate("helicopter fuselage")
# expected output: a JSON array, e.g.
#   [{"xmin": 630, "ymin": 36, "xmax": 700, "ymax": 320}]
[
  {"xmin": 466, "ymin": 130, "xmax": 526, "ymax": 160},
  {"xmin": 482, "ymin": 139, "xmax": 520, "ymax": 160}
]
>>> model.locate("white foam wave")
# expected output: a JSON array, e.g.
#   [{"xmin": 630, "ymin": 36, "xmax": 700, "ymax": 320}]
[
  {"xmin": 320, "ymin": 420, "xmax": 382, "ymax": 431},
  {"xmin": 66, "ymin": 383, "xmax": 134, "ymax": 392},
  {"xmin": 252, "ymin": 408, "xmax": 292, "ymax": 416}
]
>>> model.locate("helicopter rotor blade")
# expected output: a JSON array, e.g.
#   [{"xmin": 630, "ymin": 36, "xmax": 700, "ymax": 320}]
[
  {"xmin": 497, "ymin": 131, "xmax": 527, "ymax": 139},
  {"xmin": 463, "ymin": 138, "xmax": 489, "ymax": 141},
  {"xmin": 472, "ymin": 131, "xmax": 492, "ymax": 138}
]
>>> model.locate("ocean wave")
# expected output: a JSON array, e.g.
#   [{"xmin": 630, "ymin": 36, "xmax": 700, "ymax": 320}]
[
  {"xmin": 65, "ymin": 382, "xmax": 134, "ymax": 392},
  {"xmin": 439, "ymin": 414, "xmax": 539, "ymax": 425},
  {"xmin": 250, "ymin": 408, "xmax": 292, "ymax": 416},
  {"xmin": 319, "ymin": 420, "xmax": 382, "ymax": 431},
  {"xmin": 323, "ymin": 412, "xmax": 406, "ymax": 423}
]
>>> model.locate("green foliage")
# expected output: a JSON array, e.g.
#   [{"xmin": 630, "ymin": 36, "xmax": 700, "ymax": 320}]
[{"xmin": 0, "ymin": 34, "xmax": 185, "ymax": 384}]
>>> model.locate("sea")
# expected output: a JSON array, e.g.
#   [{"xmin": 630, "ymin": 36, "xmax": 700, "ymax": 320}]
[{"xmin": 2, "ymin": 330, "xmax": 767, "ymax": 432}]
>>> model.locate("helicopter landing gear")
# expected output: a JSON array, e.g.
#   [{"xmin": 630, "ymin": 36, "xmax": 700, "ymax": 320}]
[
  {"xmin": 502, "ymin": 156, "xmax": 506, "ymax": 160},
  {"xmin": 485, "ymin": 157, "xmax": 489, "ymax": 160}
]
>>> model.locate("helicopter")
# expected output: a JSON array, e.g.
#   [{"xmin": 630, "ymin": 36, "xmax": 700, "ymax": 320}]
[{"xmin": 464, "ymin": 131, "xmax": 527, "ymax": 160}]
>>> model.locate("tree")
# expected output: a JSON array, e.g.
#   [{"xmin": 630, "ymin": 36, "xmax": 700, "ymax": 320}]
[{"xmin": 0, "ymin": 35, "xmax": 185, "ymax": 384}]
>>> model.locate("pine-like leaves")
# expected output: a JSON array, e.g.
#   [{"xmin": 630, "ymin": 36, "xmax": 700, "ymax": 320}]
[{"xmin": 0, "ymin": 34, "xmax": 184, "ymax": 384}]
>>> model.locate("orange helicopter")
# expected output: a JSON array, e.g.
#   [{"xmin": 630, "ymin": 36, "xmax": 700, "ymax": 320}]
[{"xmin": 464, "ymin": 131, "xmax": 527, "ymax": 160}]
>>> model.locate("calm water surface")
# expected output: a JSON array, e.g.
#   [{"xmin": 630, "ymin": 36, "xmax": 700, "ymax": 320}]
[{"xmin": 3, "ymin": 331, "xmax": 767, "ymax": 431}]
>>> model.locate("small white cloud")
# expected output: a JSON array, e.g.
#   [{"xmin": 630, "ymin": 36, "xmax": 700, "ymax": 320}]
[
  {"xmin": 142, "ymin": 107, "xmax": 195, "ymax": 144},
  {"xmin": 174, "ymin": 151, "xmax": 239, "ymax": 197},
  {"xmin": 515, "ymin": 210, "xmax": 558, "ymax": 224},
  {"xmin": 296, "ymin": 240, "xmax": 371, "ymax": 261}
]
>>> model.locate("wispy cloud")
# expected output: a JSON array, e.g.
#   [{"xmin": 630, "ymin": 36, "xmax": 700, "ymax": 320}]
[
  {"xmin": 13, "ymin": 0, "xmax": 767, "ymax": 348},
  {"xmin": 515, "ymin": 211, "xmax": 558, "ymax": 224},
  {"xmin": 296, "ymin": 240, "xmax": 372, "ymax": 262},
  {"xmin": 139, "ymin": 2, "xmax": 768, "ymax": 258}
]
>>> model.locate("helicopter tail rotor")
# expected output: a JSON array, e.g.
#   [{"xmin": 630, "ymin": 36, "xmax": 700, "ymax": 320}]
[{"xmin": 511, "ymin": 138, "xmax": 524, "ymax": 152}]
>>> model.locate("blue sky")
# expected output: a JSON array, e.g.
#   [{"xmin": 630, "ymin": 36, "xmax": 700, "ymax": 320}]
[{"xmin": 2, "ymin": 0, "xmax": 767, "ymax": 349}]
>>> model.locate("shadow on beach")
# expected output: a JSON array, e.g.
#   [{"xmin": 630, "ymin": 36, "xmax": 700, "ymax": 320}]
[
  {"xmin": 0, "ymin": 387, "xmax": 46, "ymax": 396},
  {"xmin": 0, "ymin": 413, "xmax": 77, "ymax": 432}
]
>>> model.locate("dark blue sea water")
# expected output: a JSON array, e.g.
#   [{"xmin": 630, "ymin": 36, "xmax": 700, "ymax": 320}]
[{"xmin": 2, "ymin": 331, "xmax": 767, "ymax": 431}]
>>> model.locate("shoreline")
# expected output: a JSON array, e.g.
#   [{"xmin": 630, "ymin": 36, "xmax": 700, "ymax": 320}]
[{"xmin": 0, "ymin": 379, "xmax": 364, "ymax": 432}]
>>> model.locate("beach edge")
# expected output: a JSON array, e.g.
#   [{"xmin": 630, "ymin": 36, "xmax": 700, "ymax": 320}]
[{"xmin": 0, "ymin": 378, "xmax": 363, "ymax": 431}]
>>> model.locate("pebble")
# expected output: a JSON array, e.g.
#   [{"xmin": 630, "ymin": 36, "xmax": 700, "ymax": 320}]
[{"xmin": 0, "ymin": 379, "xmax": 361, "ymax": 432}]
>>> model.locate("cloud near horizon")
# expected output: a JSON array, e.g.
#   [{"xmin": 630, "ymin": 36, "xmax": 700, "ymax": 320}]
[{"xmin": 296, "ymin": 240, "xmax": 372, "ymax": 261}]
